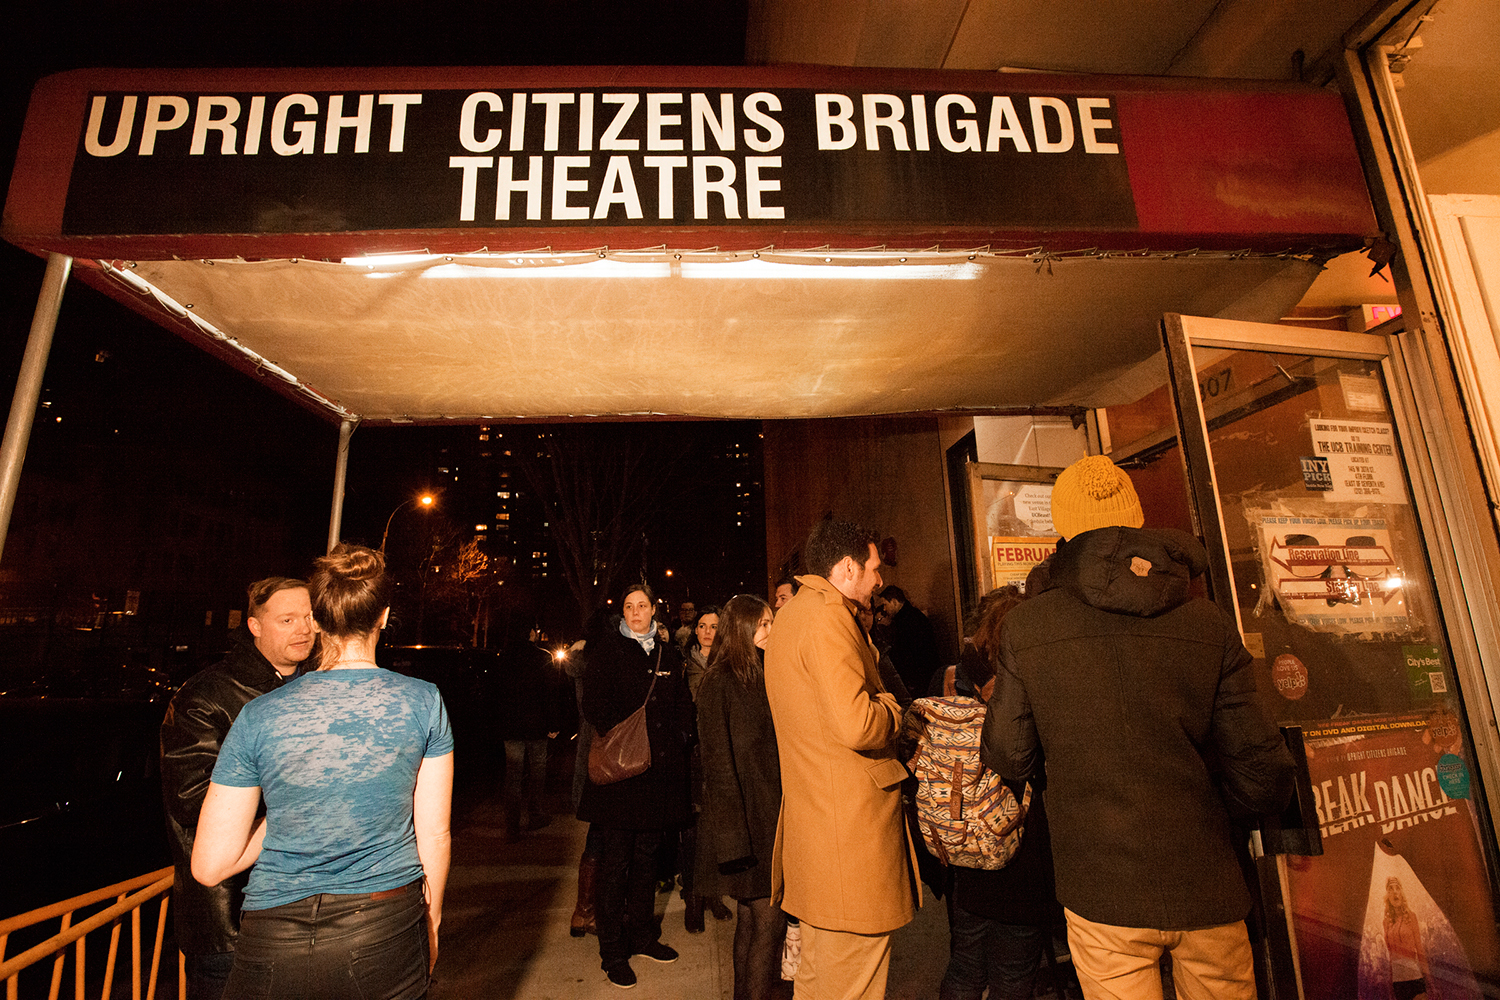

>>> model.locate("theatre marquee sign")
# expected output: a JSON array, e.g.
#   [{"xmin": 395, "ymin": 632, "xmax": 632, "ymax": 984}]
[{"xmin": 6, "ymin": 66, "xmax": 1378, "ymax": 250}]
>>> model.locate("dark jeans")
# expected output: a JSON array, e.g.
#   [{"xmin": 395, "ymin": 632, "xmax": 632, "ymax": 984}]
[
  {"xmin": 594, "ymin": 827, "xmax": 664, "ymax": 967},
  {"xmin": 503, "ymin": 738, "xmax": 549, "ymax": 824},
  {"xmin": 185, "ymin": 949, "xmax": 234, "ymax": 1000},
  {"xmin": 224, "ymin": 881, "xmax": 428, "ymax": 1000},
  {"xmin": 939, "ymin": 905, "xmax": 1046, "ymax": 1000}
]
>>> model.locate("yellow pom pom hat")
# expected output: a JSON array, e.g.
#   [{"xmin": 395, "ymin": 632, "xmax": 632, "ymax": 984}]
[{"xmin": 1050, "ymin": 455, "xmax": 1144, "ymax": 541}]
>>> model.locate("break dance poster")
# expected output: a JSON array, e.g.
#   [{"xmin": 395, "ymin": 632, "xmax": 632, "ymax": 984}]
[{"xmin": 1288, "ymin": 713, "xmax": 1500, "ymax": 1000}]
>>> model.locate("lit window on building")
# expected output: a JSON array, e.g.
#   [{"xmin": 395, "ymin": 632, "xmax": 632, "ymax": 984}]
[
  {"xmin": 475, "ymin": 524, "xmax": 487, "ymax": 531},
  {"xmin": 497, "ymin": 491, "xmax": 510, "ymax": 498},
  {"xmin": 497, "ymin": 513, "xmax": 509, "ymax": 521},
  {"xmin": 478, "ymin": 433, "xmax": 489, "ymax": 441}
]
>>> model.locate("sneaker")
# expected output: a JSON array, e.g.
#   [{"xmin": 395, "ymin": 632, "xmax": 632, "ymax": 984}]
[
  {"xmin": 635, "ymin": 940, "xmax": 679, "ymax": 964},
  {"xmin": 605, "ymin": 961, "xmax": 637, "ymax": 989}
]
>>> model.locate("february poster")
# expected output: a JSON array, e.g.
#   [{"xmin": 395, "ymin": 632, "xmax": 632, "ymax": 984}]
[{"xmin": 1288, "ymin": 713, "xmax": 1500, "ymax": 1000}]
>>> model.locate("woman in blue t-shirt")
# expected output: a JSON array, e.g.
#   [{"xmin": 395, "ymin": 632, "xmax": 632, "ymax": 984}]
[{"xmin": 193, "ymin": 543, "xmax": 454, "ymax": 1000}]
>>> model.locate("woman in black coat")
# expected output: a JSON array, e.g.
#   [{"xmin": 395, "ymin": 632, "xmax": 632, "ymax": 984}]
[
  {"xmin": 694, "ymin": 594, "xmax": 790, "ymax": 1000},
  {"xmin": 576, "ymin": 583, "xmax": 694, "ymax": 990}
]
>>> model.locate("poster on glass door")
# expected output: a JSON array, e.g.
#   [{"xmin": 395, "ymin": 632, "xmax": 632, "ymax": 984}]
[{"xmin": 1287, "ymin": 713, "xmax": 1498, "ymax": 1000}]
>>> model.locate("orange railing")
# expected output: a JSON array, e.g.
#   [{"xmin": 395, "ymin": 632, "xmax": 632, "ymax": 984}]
[{"xmin": 0, "ymin": 867, "xmax": 180, "ymax": 1000}]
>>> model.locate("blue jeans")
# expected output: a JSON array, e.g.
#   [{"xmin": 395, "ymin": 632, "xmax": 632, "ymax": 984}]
[{"xmin": 939, "ymin": 905, "xmax": 1046, "ymax": 1000}]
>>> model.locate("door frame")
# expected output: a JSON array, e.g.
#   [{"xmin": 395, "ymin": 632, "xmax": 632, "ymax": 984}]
[{"xmin": 1161, "ymin": 311, "xmax": 1500, "ymax": 1000}]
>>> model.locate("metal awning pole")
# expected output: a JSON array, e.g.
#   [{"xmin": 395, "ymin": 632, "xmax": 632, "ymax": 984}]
[
  {"xmin": 0, "ymin": 253, "xmax": 72, "ymax": 565},
  {"xmin": 327, "ymin": 417, "xmax": 356, "ymax": 552}
]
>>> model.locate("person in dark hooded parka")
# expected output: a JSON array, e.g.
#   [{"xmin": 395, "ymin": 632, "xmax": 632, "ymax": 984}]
[{"xmin": 981, "ymin": 454, "xmax": 1295, "ymax": 1000}]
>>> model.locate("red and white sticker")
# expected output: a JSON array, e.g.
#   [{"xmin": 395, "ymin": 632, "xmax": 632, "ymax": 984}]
[{"xmin": 1272, "ymin": 653, "xmax": 1309, "ymax": 700}]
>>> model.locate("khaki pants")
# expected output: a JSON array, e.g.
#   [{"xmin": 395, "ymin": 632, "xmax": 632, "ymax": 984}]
[
  {"xmin": 793, "ymin": 923, "xmax": 892, "ymax": 1000},
  {"xmin": 1064, "ymin": 908, "xmax": 1255, "ymax": 1000}
]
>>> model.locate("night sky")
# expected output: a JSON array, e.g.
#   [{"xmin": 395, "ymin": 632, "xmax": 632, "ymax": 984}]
[
  {"xmin": 0, "ymin": 3, "xmax": 760, "ymax": 918},
  {"xmin": 0, "ymin": 3, "xmax": 761, "ymax": 636}
]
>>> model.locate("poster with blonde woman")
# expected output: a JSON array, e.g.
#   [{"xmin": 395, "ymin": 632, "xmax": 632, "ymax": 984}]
[{"xmin": 1356, "ymin": 841, "xmax": 1481, "ymax": 1000}]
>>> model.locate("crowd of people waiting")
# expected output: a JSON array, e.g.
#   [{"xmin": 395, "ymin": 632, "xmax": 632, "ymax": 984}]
[{"xmin": 160, "ymin": 454, "xmax": 1297, "ymax": 1000}]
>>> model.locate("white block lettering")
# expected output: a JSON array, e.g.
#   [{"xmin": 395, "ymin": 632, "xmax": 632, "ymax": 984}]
[
  {"xmin": 935, "ymin": 94, "xmax": 980, "ymax": 152},
  {"xmin": 379, "ymin": 94, "xmax": 422, "ymax": 152},
  {"xmin": 600, "ymin": 94, "xmax": 640, "ymax": 150},
  {"xmin": 644, "ymin": 155, "xmax": 687, "ymax": 219},
  {"xmin": 460, "ymin": 92, "xmax": 504, "ymax": 153},
  {"xmin": 909, "ymin": 94, "xmax": 930, "ymax": 151},
  {"xmin": 531, "ymin": 93, "xmax": 576, "ymax": 151},
  {"xmin": 324, "ymin": 94, "xmax": 374, "ymax": 154},
  {"xmin": 691, "ymin": 93, "xmax": 734, "ymax": 151},
  {"xmin": 140, "ymin": 96, "xmax": 190, "ymax": 155},
  {"xmin": 745, "ymin": 156, "xmax": 784, "ymax": 219},
  {"xmin": 271, "ymin": 94, "xmax": 319, "ymax": 155},
  {"xmin": 449, "ymin": 155, "xmax": 491, "ymax": 221},
  {"xmin": 985, "ymin": 96, "xmax": 1030, "ymax": 152},
  {"xmin": 1029, "ymin": 97, "xmax": 1073, "ymax": 153},
  {"xmin": 693, "ymin": 157, "xmax": 739, "ymax": 219},
  {"xmin": 552, "ymin": 155, "xmax": 592, "ymax": 219},
  {"xmin": 190, "ymin": 96, "xmax": 240, "ymax": 155},
  {"xmin": 647, "ymin": 93, "xmax": 683, "ymax": 151},
  {"xmin": 1076, "ymin": 98, "xmax": 1119, "ymax": 154},
  {"xmin": 815, "ymin": 94, "xmax": 857, "ymax": 150},
  {"xmin": 85, "ymin": 95, "xmax": 135, "ymax": 157},
  {"xmin": 742, "ymin": 93, "xmax": 783, "ymax": 152},
  {"xmin": 595, "ymin": 156, "xmax": 644, "ymax": 218},
  {"xmin": 497, "ymin": 156, "xmax": 544, "ymax": 221},
  {"xmin": 862, "ymin": 94, "xmax": 909, "ymax": 151}
]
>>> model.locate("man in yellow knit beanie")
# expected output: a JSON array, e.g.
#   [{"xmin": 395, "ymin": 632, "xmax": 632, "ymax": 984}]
[{"xmin": 981, "ymin": 455, "xmax": 1294, "ymax": 1000}]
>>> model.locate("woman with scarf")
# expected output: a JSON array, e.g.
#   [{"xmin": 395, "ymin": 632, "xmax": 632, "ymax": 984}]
[{"xmin": 577, "ymin": 582, "xmax": 695, "ymax": 990}]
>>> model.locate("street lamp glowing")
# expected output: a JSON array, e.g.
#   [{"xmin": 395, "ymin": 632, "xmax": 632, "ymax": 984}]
[{"xmin": 382, "ymin": 493, "xmax": 437, "ymax": 552}]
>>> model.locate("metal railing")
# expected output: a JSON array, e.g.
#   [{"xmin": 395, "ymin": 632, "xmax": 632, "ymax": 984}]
[{"xmin": 0, "ymin": 867, "xmax": 179, "ymax": 1000}]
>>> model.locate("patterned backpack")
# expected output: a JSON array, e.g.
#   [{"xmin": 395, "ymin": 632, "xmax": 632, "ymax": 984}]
[{"xmin": 904, "ymin": 696, "xmax": 1031, "ymax": 870}]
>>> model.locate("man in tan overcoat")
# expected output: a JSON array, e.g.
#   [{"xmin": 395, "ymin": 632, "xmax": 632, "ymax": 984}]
[{"xmin": 765, "ymin": 518, "xmax": 921, "ymax": 1000}]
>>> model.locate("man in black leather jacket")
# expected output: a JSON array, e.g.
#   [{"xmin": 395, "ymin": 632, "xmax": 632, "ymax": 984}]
[{"xmin": 159, "ymin": 577, "xmax": 314, "ymax": 1000}]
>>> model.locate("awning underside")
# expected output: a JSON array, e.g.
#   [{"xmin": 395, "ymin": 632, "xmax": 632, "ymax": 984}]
[{"xmin": 113, "ymin": 249, "xmax": 1325, "ymax": 422}]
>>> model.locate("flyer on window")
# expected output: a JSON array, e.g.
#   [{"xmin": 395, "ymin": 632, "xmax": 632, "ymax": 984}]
[
  {"xmin": 1249, "ymin": 512, "xmax": 1412, "ymax": 636},
  {"xmin": 1286, "ymin": 713, "xmax": 1498, "ymax": 1000}
]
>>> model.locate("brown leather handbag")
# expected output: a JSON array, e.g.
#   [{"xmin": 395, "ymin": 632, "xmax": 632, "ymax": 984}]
[{"xmin": 588, "ymin": 646, "xmax": 661, "ymax": 785}]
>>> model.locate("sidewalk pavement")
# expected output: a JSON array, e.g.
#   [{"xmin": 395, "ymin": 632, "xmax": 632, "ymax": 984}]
[{"xmin": 434, "ymin": 752, "xmax": 1079, "ymax": 999}]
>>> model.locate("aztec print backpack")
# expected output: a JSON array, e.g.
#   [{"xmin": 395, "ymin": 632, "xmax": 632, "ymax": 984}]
[{"xmin": 904, "ymin": 695, "xmax": 1031, "ymax": 870}]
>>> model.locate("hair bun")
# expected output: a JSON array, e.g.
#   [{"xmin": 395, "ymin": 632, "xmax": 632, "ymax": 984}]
[{"xmin": 324, "ymin": 541, "xmax": 385, "ymax": 580}]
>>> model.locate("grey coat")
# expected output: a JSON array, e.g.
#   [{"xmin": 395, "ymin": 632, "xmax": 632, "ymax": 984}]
[{"xmin": 981, "ymin": 526, "xmax": 1295, "ymax": 930}]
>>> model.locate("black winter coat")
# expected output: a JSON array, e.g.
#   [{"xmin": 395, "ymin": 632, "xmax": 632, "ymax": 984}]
[
  {"xmin": 576, "ymin": 621, "xmax": 694, "ymax": 830},
  {"xmin": 981, "ymin": 526, "xmax": 1295, "ymax": 930},
  {"xmin": 159, "ymin": 631, "xmax": 290, "ymax": 953},
  {"xmin": 694, "ymin": 662, "xmax": 781, "ymax": 900}
]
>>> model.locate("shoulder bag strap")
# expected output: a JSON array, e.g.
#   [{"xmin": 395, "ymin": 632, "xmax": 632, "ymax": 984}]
[{"xmin": 640, "ymin": 643, "xmax": 662, "ymax": 708}]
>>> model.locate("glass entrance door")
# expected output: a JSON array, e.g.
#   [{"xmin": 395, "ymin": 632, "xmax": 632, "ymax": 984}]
[{"xmin": 1161, "ymin": 313, "xmax": 1500, "ymax": 1000}]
